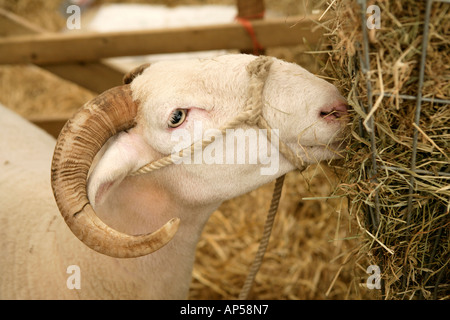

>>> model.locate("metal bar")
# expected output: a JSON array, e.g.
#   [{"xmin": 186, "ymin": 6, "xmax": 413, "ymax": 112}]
[
  {"xmin": 403, "ymin": 0, "xmax": 434, "ymax": 293},
  {"xmin": 359, "ymin": 0, "xmax": 381, "ymax": 230},
  {"xmin": 356, "ymin": 44, "xmax": 369, "ymax": 135},
  {"xmin": 373, "ymin": 93, "xmax": 450, "ymax": 105},
  {"xmin": 357, "ymin": 55, "xmax": 380, "ymax": 231},
  {"xmin": 380, "ymin": 165, "xmax": 450, "ymax": 178},
  {"xmin": 405, "ymin": 0, "xmax": 433, "ymax": 227},
  {"xmin": 358, "ymin": 0, "xmax": 385, "ymax": 299}
]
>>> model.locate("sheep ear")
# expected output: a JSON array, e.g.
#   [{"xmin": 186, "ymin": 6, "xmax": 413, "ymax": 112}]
[
  {"xmin": 123, "ymin": 63, "xmax": 151, "ymax": 84},
  {"xmin": 87, "ymin": 128, "xmax": 157, "ymax": 208}
]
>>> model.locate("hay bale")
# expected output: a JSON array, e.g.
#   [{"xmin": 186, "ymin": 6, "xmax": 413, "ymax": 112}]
[{"xmin": 328, "ymin": 0, "xmax": 449, "ymax": 299}]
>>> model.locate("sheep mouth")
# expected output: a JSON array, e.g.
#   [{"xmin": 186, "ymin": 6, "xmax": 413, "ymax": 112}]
[{"xmin": 296, "ymin": 139, "xmax": 347, "ymax": 163}]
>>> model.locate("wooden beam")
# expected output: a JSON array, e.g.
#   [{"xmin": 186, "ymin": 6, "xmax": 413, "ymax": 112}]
[
  {"xmin": 237, "ymin": 0, "xmax": 266, "ymax": 55},
  {"xmin": 0, "ymin": 15, "xmax": 322, "ymax": 65},
  {"xmin": 41, "ymin": 61, "xmax": 124, "ymax": 94},
  {"xmin": 0, "ymin": 8, "xmax": 124, "ymax": 93},
  {"xmin": 0, "ymin": 8, "xmax": 46, "ymax": 36}
]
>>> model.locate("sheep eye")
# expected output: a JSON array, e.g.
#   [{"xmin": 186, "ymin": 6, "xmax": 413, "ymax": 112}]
[{"xmin": 168, "ymin": 109, "xmax": 187, "ymax": 128}]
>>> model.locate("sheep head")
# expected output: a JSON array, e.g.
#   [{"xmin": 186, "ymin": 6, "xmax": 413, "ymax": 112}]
[{"xmin": 51, "ymin": 54, "xmax": 348, "ymax": 258}]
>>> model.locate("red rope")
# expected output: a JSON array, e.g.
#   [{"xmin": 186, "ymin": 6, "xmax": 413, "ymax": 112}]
[{"xmin": 236, "ymin": 11, "xmax": 265, "ymax": 56}]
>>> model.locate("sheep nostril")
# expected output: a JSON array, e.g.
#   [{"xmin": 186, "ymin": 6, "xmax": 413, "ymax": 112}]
[
  {"xmin": 320, "ymin": 111, "xmax": 332, "ymax": 118},
  {"xmin": 320, "ymin": 102, "xmax": 348, "ymax": 121}
]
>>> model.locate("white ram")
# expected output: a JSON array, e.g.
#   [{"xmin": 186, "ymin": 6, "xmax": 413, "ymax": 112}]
[{"xmin": 0, "ymin": 54, "xmax": 348, "ymax": 299}]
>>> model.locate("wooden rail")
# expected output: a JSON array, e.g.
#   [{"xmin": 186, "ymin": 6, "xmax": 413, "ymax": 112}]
[{"xmin": 0, "ymin": 15, "xmax": 322, "ymax": 65}]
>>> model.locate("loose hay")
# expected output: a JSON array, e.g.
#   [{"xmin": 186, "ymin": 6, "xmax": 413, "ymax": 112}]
[{"xmin": 327, "ymin": 0, "xmax": 449, "ymax": 299}]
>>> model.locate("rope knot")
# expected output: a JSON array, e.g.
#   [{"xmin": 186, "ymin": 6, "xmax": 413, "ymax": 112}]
[
  {"xmin": 245, "ymin": 55, "xmax": 273, "ymax": 78},
  {"xmin": 242, "ymin": 56, "xmax": 274, "ymax": 127}
]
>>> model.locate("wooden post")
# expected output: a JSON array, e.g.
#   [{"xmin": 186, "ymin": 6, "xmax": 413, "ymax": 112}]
[
  {"xmin": 237, "ymin": 0, "xmax": 265, "ymax": 19},
  {"xmin": 236, "ymin": 0, "xmax": 265, "ymax": 55}
]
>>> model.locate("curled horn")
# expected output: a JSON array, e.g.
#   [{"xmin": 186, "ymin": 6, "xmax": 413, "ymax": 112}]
[{"xmin": 51, "ymin": 84, "xmax": 180, "ymax": 258}]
